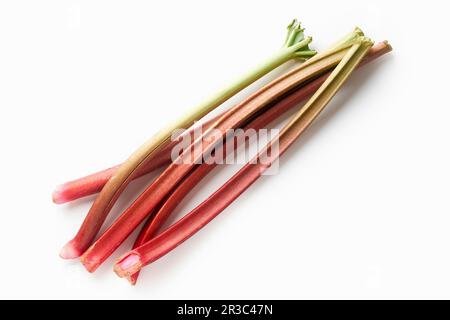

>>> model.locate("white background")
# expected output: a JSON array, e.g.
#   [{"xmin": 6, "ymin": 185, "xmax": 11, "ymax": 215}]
[{"xmin": 1, "ymin": 0, "xmax": 449, "ymax": 299}]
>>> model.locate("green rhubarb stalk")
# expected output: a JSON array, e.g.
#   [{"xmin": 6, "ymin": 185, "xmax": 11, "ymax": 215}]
[{"xmin": 60, "ymin": 19, "xmax": 316, "ymax": 259}]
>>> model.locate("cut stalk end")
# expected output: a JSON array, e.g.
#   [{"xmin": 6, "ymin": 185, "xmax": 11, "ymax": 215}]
[
  {"xmin": 114, "ymin": 253, "xmax": 142, "ymax": 278},
  {"xmin": 354, "ymin": 26, "xmax": 365, "ymax": 37},
  {"xmin": 80, "ymin": 252, "xmax": 101, "ymax": 273},
  {"xmin": 52, "ymin": 184, "xmax": 69, "ymax": 204},
  {"xmin": 283, "ymin": 19, "xmax": 314, "ymax": 56},
  {"xmin": 126, "ymin": 275, "xmax": 138, "ymax": 286},
  {"xmin": 330, "ymin": 27, "xmax": 367, "ymax": 50},
  {"xmin": 59, "ymin": 240, "xmax": 83, "ymax": 259},
  {"xmin": 382, "ymin": 40, "xmax": 393, "ymax": 51}
]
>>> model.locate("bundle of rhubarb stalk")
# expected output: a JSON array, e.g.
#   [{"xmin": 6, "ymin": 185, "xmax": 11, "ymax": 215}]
[{"xmin": 54, "ymin": 20, "xmax": 391, "ymax": 285}]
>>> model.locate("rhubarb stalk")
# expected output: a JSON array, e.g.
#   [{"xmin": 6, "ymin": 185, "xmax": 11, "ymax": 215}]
[
  {"xmin": 114, "ymin": 37, "xmax": 380, "ymax": 279},
  {"xmin": 60, "ymin": 20, "xmax": 314, "ymax": 259}
]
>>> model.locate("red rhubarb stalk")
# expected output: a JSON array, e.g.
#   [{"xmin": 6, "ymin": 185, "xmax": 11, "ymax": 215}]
[
  {"xmin": 114, "ymin": 38, "xmax": 387, "ymax": 279},
  {"xmin": 127, "ymin": 41, "xmax": 391, "ymax": 284},
  {"xmin": 80, "ymin": 39, "xmax": 364, "ymax": 272}
]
